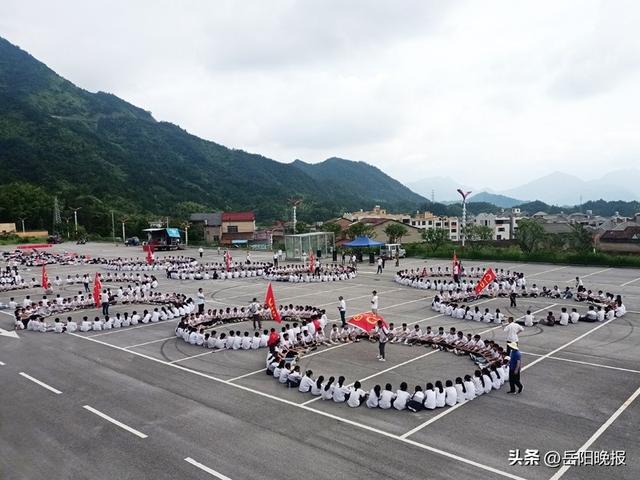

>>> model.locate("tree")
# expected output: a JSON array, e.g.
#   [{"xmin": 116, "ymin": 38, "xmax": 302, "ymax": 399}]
[
  {"xmin": 464, "ymin": 224, "xmax": 494, "ymax": 242},
  {"xmin": 422, "ymin": 228, "xmax": 449, "ymax": 253},
  {"xmin": 568, "ymin": 223, "xmax": 594, "ymax": 253},
  {"xmin": 346, "ymin": 222, "xmax": 375, "ymax": 239},
  {"xmin": 322, "ymin": 222, "xmax": 344, "ymax": 240},
  {"xmin": 295, "ymin": 221, "xmax": 310, "ymax": 234},
  {"xmin": 515, "ymin": 219, "xmax": 546, "ymax": 254},
  {"xmin": 383, "ymin": 223, "xmax": 409, "ymax": 244}
]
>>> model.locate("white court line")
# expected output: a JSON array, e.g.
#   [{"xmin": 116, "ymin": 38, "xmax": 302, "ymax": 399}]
[
  {"xmin": 18, "ymin": 372, "xmax": 63, "ymax": 395},
  {"xmin": 0, "ymin": 361, "xmax": 5, "ymax": 366},
  {"xmin": 522, "ymin": 352, "xmax": 640, "ymax": 375},
  {"xmin": 399, "ymin": 304, "xmax": 557, "ymax": 439},
  {"xmin": 565, "ymin": 267, "xmax": 612, "ymax": 283},
  {"xmin": 549, "ymin": 385, "xmax": 640, "ymax": 480},
  {"xmin": 620, "ymin": 276, "xmax": 640, "ymax": 287},
  {"xmin": 69, "ymin": 332, "xmax": 525, "ymax": 480},
  {"xmin": 82, "ymin": 405, "xmax": 148, "ymax": 439},
  {"xmin": 87, "ymin": 318, "xmax": 180, "ymax": 337},
  {"xmin": 184, "ymin": 457, "xmax": 232, "ymax": 479},
  {"xmin": 526, "ymin": 266, "xmax": 567, "ymax": 277},
  {"xmin": 124, "ymin": 336, "xmax": 177, "ymax": 348},
  {"xmin": 167, "ymin": 348, "xmax": 224, "ymax": 363}
]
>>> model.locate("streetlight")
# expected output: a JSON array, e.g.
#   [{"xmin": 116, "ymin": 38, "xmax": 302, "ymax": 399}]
[
  {"xmin": 17, "ymin": 217, "xmax": 27, "ymax": 233},
  {"xmin": 457, "ymin": 189, "xmax": 472, "ymax": 247},
  {"xmin": 71, "ymin": 207, "xmax": 81, "ymax": 235},
  {"xmin": 288, "ymin": 197, "xmax": 302, "ymax": 234},
  {"xmin": 63, "ymin": 217, "xmax": 71, "ymax": 239},
  {"xmin": 111, "ymin": 210, "xmax": 116, "ymax": 245}
]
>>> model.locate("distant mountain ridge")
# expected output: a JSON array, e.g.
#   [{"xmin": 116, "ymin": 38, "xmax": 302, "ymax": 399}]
[
  {"xmin": 468, "ymin": 192, "xmax": 523, "ymax": 208},
  {"xmin": 0, "ymin": 36, "xmax": 425, "ymax": 233}
]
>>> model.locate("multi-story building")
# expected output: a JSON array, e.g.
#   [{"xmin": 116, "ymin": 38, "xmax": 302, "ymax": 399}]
[
  {"xmin": 408, "ymin": 211, "xmax": 459, "ymax": 241},
  {"xmin": 343, "ymin": 205, "xmax": 410, "ymax": 223}
]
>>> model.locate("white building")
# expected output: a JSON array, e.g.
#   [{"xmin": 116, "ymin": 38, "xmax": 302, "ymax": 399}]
[{"xmin": 409, "ymin": 211, "xmax": 459, "ymax": 241}]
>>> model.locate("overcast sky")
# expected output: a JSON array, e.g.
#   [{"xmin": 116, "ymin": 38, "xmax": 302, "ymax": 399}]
[{"xmin": 1, "ymin": 0, "xmax": 639, "ymax": 190}]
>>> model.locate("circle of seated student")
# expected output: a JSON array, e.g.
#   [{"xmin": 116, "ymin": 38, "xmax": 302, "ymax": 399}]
[
  {"xmin": 263, "ymin": 264, "xmax": 357, "ymax": 283},
  {"xmin": 12, "ymin": 291, "xmax": 194, "ymax": 332},
  {"xmin": 165, "ymin": 262, "xmax": 272, "ymax": 281},
  {"xmin": 2, "ymin": 250, "xmax": 93, "ymax": 267},
  {"xmin": 174, "ymin": 306, "xmax": 330, "ymax": 350},
  {"xmin": 265, "ymin": 323, "xmax": 511, "ymax": 412},
  {"xmin": 101, "ymin": 255, "xmax": 197, "ymax": 271},
  {"xmin": 395, "ymin": 268, "xmax": 526, "ymax": 292}
]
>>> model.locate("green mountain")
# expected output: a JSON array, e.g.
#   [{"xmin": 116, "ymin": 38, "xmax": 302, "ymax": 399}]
[
  {"xmin": 469, "ymin": 191, "xmax": 523, "ymax": 208},
  {"xmin": 0, "ymin": 37, "xmax": 425, "ymax": 235}
]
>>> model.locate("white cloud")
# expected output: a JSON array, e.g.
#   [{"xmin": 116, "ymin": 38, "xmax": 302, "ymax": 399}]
[{"xmin": 1, "ymin": 0, "xmax": 639, "ymax": 191}]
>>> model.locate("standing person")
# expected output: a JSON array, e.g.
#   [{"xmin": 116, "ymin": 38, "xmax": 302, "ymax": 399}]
[
  {"xmin": 453, "ymin": 261, "xmax": 460, "ymax": 283},
  {"xmin": 273, "ymin": 251, "xmax": 279, "ymax": 267},
  {"xmin": 374, "ymin": 320, "xmax": 390, "ymax": 362},
  {"xmin": 217, "ymin": 246, "xmax": 221, "ymax": 256},
  {"xmin": 507, "ymin": 342, "xmax": 523, "ymax": 394},
  {"xmin": 503, "ymin": 317, "xmax": 524, "ymax": 354},
  {"xmin": 249, "ymin": 297, "xmax": 262, "ymax": 330},
  {"xmin": 198, "ymin": 247, "xmax": 204, "ymax": 259},
  {"xmin": 83, "ymin": 275, "xmax": 90, "ymax": 293},
  {"xmin": 197, "ymin": 287, "xmax": 205, "ymax": 314},
  {"xmin": 376, "ymin": 257, "xmax": 383, "ymax": 274},
  {"xmin": 338, "ymin": 296, "xmax": 347, "ymax": 327},
  {"xmin": 246, "ymin": 251, "xmax": 251, "ymax": 264},
  {"xmin": 100, "ymin": 289, "xmax": 109, "ymax": 316},
  {"xmin": 341, "ymin": 252, "xmax": 346, "ymax": 265},
  {"xmin": 371, "ymin": 291, "xmax": 379, "ymax": 316},
  {"xmin": 509, "ymin": 290, "xmax": 517, "ymax": 308},
  {"xmin": 395, "ymin": 253, "xmax": 400, "ymax": 268}
]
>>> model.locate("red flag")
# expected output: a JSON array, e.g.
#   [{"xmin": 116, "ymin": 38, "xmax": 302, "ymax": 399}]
[
  {"xmin": 474, "ymin": 268, "xmax": 497, "ymax": 295},
  {"xmin": 309, "ymin": 250, "xmax": 315, "ymax": 273},
  {"xmin": 41, "ymin": 264, "xmax": 50, "ymax": 290},
  {"xmin": 146, "ymin": 244, "xmax": 154, "ymax": 265},
  {"xmin": 452, "ymin": 250, "xmax": 458, "ymax": 274},
  {"xmin": 264, "ymin": 282, "xmax": 281, "ymax": 323},
  {"xmin": 93, "ymin": 272, "xmax": 102, "ymax": 307},
  {"xmin": 267, "ymin": 330, "xmax": 280, "ymax": 347},
  {"xmin": 348, "ymin": 311, "xmax": 387, "ymax": 333},
  {"xmin": 224, "ymin": 251, "xmax": 232, "ymax": 272}
]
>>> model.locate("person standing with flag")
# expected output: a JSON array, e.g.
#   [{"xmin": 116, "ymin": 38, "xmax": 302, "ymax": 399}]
[{"xmin": 41, "ymin": 264, "xmax": 50, "ymax": 292}]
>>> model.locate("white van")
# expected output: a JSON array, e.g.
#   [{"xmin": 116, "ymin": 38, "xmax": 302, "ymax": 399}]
[{"xmin": 381, "ymin": 244, "xmax": 406, "ymax": 260}]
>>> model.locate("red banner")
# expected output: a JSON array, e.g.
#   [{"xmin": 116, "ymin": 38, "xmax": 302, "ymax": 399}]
[
  {"xmin": 17, "ymin": 244, "xmax": 52, "ymax": 249},
  {"xmin": 264, "ymin": 282, "xmax": 281, "ymax": 323},
  {"xmin": 145, "ymin": 244, "xmax": 154, "ymax": 265},
  {"xmin": 309, "ymin": 250, "xmax": 315, "ymax": 273},
  {"xmin": 348, "ymin": 311, "xmax": 387, "ymax": 333},
  {"xmin": 474, "ymin": 268, "xmax": 497, "ymax": 295},
  {"xmin": 224, "ymin": 251, "xmax": 232, "ymax": 272},
  {"xmin": 93, "ymin": 272, "xmax": 102, "ymax": 308},
  {"xmin": 41, "ymin": 264, "xmax": 50, "ymax": 290}
]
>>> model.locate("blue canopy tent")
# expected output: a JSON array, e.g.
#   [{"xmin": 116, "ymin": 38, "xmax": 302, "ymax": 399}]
[
  {"xmin": 344, "ymin": 236, "xmax": 384, "ymax": 247},
  {"xmin": 343, "ymin": 236, "xmax": 384, "ymax": 263}
]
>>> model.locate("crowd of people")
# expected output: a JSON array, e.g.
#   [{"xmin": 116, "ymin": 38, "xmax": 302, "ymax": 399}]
[
  {"xmin": 2, "ymin": 250, "xmax": 92, "ymax": 267},
  {"xmin": 166, "ymin": 262, "xmax": 271, "ymax": 280},
  {"xmin": 263, "ymin": 264, "xmax": 357, "ymax": 282},
  {"xmin": 101, "ymin": 255, "xmax": 196, "ymax": 271},
  {"xmin": 1, "ymin": 266, "xmax": 40, "ymax": 292},
  {"xmin": 264, "ymin": 326, "xmax": 510, "ymax": 411}
]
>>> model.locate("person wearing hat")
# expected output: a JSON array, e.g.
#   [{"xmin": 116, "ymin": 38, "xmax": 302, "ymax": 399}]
[
  {"xmin": 503, "ymin": 316, "xmax": 523, "ymax": 355},
  {"xmin": 507, "ymin": 342, "xmax": 523, "ymax": 395}
]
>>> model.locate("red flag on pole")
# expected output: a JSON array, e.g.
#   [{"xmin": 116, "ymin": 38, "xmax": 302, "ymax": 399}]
[
  {"xmin": 93, "ymin": 272, "xmax": 102, "ymax": 307},
  {"xmin": 224, "ymin": 251, "xmax": 232, "ymax": 272},
  {"xmin": 474, "ymin": 268, "xmax": 497, "ymax": 295},
  {"xmin": 452, "ymin": 250, "xmax": 458, "ymax": 274},
  {"xmin": 41, "ymin": 264, "xmax": 50, "ymax": 290},
  {"xmin": 145, "ymin": 244, "xmax": 154, "ymax": 265},
  {"xmin": 264, "ymin": 282, "xmax": 281, "ymax": 323},
  {"xmin": 309, "ymin": 250, "xmax": 315, "ymax": 273}
]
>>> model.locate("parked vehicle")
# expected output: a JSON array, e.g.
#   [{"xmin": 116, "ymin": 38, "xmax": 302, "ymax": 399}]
[
  {"xmin": 124, "ymin": 236, "xmax": 140, "ymax": 246},
  {"xmin": 380, "ymin": 243, "xmax": 406, "ymax": 260}
]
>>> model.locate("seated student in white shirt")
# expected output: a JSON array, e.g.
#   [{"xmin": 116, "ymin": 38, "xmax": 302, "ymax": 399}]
[
  {"xmin": 379, "ymin": 383, "xmax": 396, "ymax": 410},
  {"xmin": 278, "ymin": 363, "xmax": 292, "ymax": 384},
  {"xmin": 347, "ymin": 381, "xmax": 368, "ymax": 407},
  {"xmin": 321, "ymin": 376, "xmax": 336, "ymax": 400},
  {"xmin": 332, "ymin": 376, "xmax": 350, "ymax": 403},
  {"xmin": 240, "ymin": 331, "xmax": 252, "ymax": 350},
  {"xmin": 393, "ymin": 382, "xmax": 411, "ymax": 411},
  {"xmin": 481, "ymin": 368, "xmax": 493, "ymax": 394},
  {"xmin": 66, "ymin": 315, "xmax": 78, "ymax": 332},
  {"xmin": 366, "ymin": 385, "xmax": 381, "ymax": 408},
  {"xmin": 250, "ymin": 332, "xmax": 261, "ymax": 349},
  {"xmin": 406, "ymin": 385, "xmax": 425, "ymax": 412},
  {"xmin": 580, "ymin": 305, "xmax": 599, "ymax": 322},
  {"xmin": 434, "ymin": 381, "xmax": 446, "ymax": 408},
  {"xmin": 102, "ymin": 316, "xmax": 113, "ymax": 330},
  {"xmin": 80, "ymin": 316, "xmax": 92, "ymax": 332},
  {"xmin": 231, "ymin": 330, "xmax": 242, "ymax": 350},
  {"xmin": 444, "ymin": 380, "xmax": 458, "ymax": 406},
  {"xmin": 53, "ymin": 317, "xmax": 65, "ymax": 333},
  {"xmin": 188, "ymin": 328, "xmax": 198, "ymax": 345},
  {"xmin": 489, "ymin": 366, "xmax": 503, "ymax": 389},
  {"xmin": 298, "ymin": 370, "xmax": 315, "ymax": 393},
  {"xmin": 463, "ymin": 374, "xmax": 476, "ymax": 401},
  {"xmin": 287, "ymin": 365, "xmax": 303, "ymax": 388},
  {"xmin": 558, "ymin": 307, "xmax": 570, "ymax": 326},
  {"xmin": 310, "ymin": 375, "xmax": 325, "ymax": 396},
  {"xmin": 92, "ymin": 316, "xmax": 103, "ymax": 331},
  {"xmin": 453, "ymin": 377, "xmax": 466, "ymax": 404},
  {"xmin": 130, "ymin": 311, "xmax": 140, "ymax": 325}
]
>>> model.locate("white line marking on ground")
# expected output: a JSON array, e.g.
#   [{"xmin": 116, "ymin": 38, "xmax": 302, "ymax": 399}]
[
  {"xmin": 18, "ymin": 372, "xmax": 62, "ymax": 394},
  {"xmin": 620, "ymin": 276, "xmax": 640, "ymax": 287},
  {"xmin": 527, "ymin": 266, "xmax": 567, "ymax": 277},
  {"xmin": 82, "ymin": 405, "xmax": 148, "ymax": 439},
  {"xmin": 124, "ymin": 336, "xmax": 177, "ymax": 348},
  {"xmin": 399, "ymin": 304, "xmax": 557, "ymax": 439},
  {"xmin": 548, "ymin": 385, "xmax": 640, "ymax": 480},
  {"xmin": 565, "ymin": 267, "xmax": 612, "ymax": 282},
  {"xmin": 87, "ymin": 319, "xmax": 180, "ymax": 337},
  {"xmin": 184, "ymin": 457, "xmax": 233, "ymax": 479},
  {"xmin": 522, "ymin": 352, "xmax": 640, "ymax": 374},
  {"xmin": 69, "ymin": 333, "xmax": 525, "ymax": 480},
  {"xmin": 167, "ymin": 348, "xmax": 223, "ymax": 363}
]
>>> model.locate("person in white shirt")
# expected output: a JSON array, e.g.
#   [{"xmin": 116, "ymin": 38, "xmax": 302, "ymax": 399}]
[
  {"xmin": 65, "ymin": 316, "xmax": 78, "ymax": 332},
  {"xmin": 454, "ymin": 377, "xmax": 466, "ymax": 404},
  {"xmin": 393, "ymin": 382, "xmax": 411, "ymax": 410},
  {"xmin": 559, "ymin": 308, "xmax": 570, "ymax": 326},
  {"xmin": 503, "ymin": 317, "xmax": 524, "ymax": 354},
  {"xmin": 287, "ymin": 366, "xmax": 302, "ymax": 388},
  {"xmin": 241, "ymin": 331, "xmax": 252, "ymax": 350},
  {"xmin": 444, "ymin": 380, "xmax": 458, "ymax": 406},
  {"xmin": 569, "ymin": 308, "xmax": 580, "ymax": 324},
  {"xmin": 338, "ymin": 296, "xmax": 347, "ymax": 327},
  {"xmin": 423, "ymin": 383, "xmax": 437, "ymax": 409},
  {"xmin": 278, "ymin": 363, "xmax": 292, "ymax": 384},
  {"xmin": 321, "ymin": 376, "xmax": 335, "ymax": 400},
  {"xmin": 332, "ymin": 376, "xmax": 349, "ymax": 403},
  {"xmin": 379, "ymin": 383, "xmax": 396, "ymax": 409},
  {"xmin": 370, "ymin": 291, "xmax": 379, "ymax": 316},
  {"xmin": 407, "ymin": 386, "xmax": 425, "ymax": 412},
  {"xmin": 366, "ymin": 385, "xmax": 381, "ymax": 408},
  {"xmin": 374, "ymin": 319, "xmax": 390, "ymax": 362},
  {"xmin": 347, "ymin": 381, "xmax": 367, "ymax": 407},
  {"xmin": 298, "ymin": 370, "xmax": 315, "ymax": 393},
  {"xmin": 434, "ymin": 381, "xmax": 446, "ymax": 408},
  {"xmin": 522, "ymin": 310, "xmax": 535, "ymax": 327},
  {"xmin": 53, "ymin": 317, "xmax": 65, "ymax": 333},
  {"xmin": 463, "ymin": 375, "xmax": 476, "ymax": 401},
  {"xmin": 310, "ymin": 376, "xmax": 325, "ymax": 396}
]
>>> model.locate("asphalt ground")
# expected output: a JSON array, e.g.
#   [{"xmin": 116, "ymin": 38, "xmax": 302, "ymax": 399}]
[{"xmin": 1, "ymin": 243, "xmax": 639, "ymax": 480}]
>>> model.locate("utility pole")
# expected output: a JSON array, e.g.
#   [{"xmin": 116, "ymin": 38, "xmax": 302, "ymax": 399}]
[
  {"xmin": 111, "ymin": 210, "xmax": 116, "ymax": 245},
  {"xmin": 71, "ymin": 207, "xmax": 81, "ymax": 235},
  {"xmin": 18, "ymin": 217, "xmax": 27, "ymax": 233},
  {"xmin": 182, "ymin": 222, "xmax": 191, "ymax": 246},
  {"xmin": 52, "ymin": 196, "xmax": 62, "ymax": 231},
  {"xmin": 288, "ymin": 198, "xmax": 302, "ymax": 234},
  {"xmin": 457, "ymin": 189, "xmax": 472, "ymax": 247},
  {"xmin": 63, "ymin": 217, "xmax": 71, "ymax": 239},
  {"xmin": 120, "ymin": 216, "xmax": 128, "ymax": 241}
]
